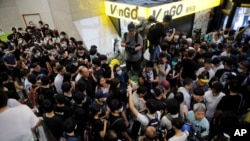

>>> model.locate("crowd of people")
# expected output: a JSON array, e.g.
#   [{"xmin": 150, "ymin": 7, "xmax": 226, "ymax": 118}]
[{"xmin": 0, "ymin": 14, "xmax": 250, "ymax": 141}]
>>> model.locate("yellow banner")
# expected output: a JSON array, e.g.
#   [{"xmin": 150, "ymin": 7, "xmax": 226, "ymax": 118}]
[
  {"xmin": 105, "ymin": 0, "xmax": 220, "ymax": 22},
  {"xmin": 105, "ymin": 1, "xmax": 149, "ymax": 22},
  {"xmin": 149, "ymin": 0, "xmax": 221, "ymax": 21}
]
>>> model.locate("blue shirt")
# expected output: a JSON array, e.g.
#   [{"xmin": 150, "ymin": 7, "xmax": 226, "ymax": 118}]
[{"xmin": 186, "ymin": 111, "xmax": 210, "ymax": 136}]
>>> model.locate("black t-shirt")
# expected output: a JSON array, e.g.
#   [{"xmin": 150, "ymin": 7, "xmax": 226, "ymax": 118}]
[
  {"xmin": 109, "ymin": 114, "xmax": 127, "ymax": 138},
  {"xmin": 92, "ymin": 118, "xmax": 104, "ymax": 141},
  {"xmin": 64, "ymin": 94, "xmax": 75, "ymax": 107},
  {"xmin": 79, "ymin": 76, "xmax": 96, "ymax": 99},
  {"xmin": 215, "ymin": 69, "xmax": 230, "ymax": 79},
  {"xmin": 148, "ymin": 23, "xmax": 166, "ymax": 46},
  {"xmin": 94, "ymin": 68, "xmax": 104, "ymax": 79},
  {"xmin": 217, "ymin": 95, "xmax": 242, "ymax": 113},
  {"xmin": 181, "ymin": 58, "xmax": 197, "ymax": 80},
  {"xmin": 59, "ymin": 57, "xmax": 70, "ymax": 67},
  {"xmin": 38, "ymin": 87, "xmax": 55, "ymax": 102},
  {"xmin": 43, "ymin": 114, "xmax": 63, "ymax": 140},
  {"xmin": 72, "ymin": 104, "xmax": 87, "ymax": 135},
  {"xmin": 54, "ymin": 105, "xmax": 72, "ymax": 121},
  {"xmin": 76, "ymin": 53, "xmax": 91, "ymax": 67}
]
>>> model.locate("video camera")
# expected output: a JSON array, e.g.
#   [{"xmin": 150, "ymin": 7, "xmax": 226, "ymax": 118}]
[
  {"xmin": 189, "ymin": 124, "xmax": 206, "ymax": 141},
  {"xmin": 126, "ymin": 43, "xmax": 138, "ymax": 54}
]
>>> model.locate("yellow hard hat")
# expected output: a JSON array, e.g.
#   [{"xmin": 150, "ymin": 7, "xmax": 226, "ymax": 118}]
[{"xmin": 109, "ymin": 59, "xmax": 120, "ymax": 68}]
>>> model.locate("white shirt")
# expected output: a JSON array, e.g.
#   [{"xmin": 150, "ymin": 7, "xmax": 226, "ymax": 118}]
[
  {"xmin": 196, "ymin": 67, "xmax": 215, "ymax": 80},
  {"xmin": 0, "ymin": 105, "xmax": 39, "ymax": 141},
  {"xmin": 169, "ymin": 131, "xmax": 189, "ymax": 141},
  {"xmin": 54, "ymin": 73, "xmax": 64, "ymax": 94},
  {"xmin": 7, "ymin": 99, "xmax": 21, "ymax": 107},
  {"xmin": 178, "ymin": 87, "xmax": 191, "ymax": 110},
  {"xmin": 204, "ymin": 90, "xmax": 225, "ymax": 118}
]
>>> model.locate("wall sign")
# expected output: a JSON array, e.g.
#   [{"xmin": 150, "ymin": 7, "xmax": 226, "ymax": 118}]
[
  {"xmin": 105, "ymin": 1, "xmax": 148, "ymax": 22},
  {"xmin": 105, "ymin": 0, "xmax": 221, "ymax": 22}
]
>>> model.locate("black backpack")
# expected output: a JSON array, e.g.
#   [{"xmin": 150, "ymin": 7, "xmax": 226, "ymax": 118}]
[
  {"xmin": 145, "ymin": 113, "xmax": 160, "ymax": 129},
  {"xmin": 147, "ymin": 24, "xmax": 157, "ymax": 43}
]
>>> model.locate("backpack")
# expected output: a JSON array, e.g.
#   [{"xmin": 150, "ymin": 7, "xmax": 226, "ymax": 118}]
[
  {"xmin": 124, "ymin": 32, "xmax": 139, "ymax": 44},
  {"xmin": 145, "ymin": 113, "xmax": 160, "ymax": 129},
  {"xmin": 147, "ymin": 24, "xmax": 157, "ymax": 43}
]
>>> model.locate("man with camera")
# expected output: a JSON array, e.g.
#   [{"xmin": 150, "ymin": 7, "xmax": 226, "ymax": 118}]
[{"xmin": 121, "ymin": 22, "xmax": 143, "ymax": 74}]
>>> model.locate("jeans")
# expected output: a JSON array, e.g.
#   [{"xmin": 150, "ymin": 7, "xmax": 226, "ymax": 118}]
[{"xmin": 149, "ymin": 45, "xmax": 160, "ymax": 62}]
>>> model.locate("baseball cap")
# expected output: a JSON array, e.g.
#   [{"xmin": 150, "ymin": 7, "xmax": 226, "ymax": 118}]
[
  {"xmin": 160, "ymin": 80, "xmax": 170, "ymax": 89},
  {"xmin": 127, "ymin": 22, "xmax": 136, "ymax": 32},
  {"xmin": 198, "ymin": 71, "xmax": 209, "ymax": 83},
  {"xmin": 163, "ymin": 15, "xmax": 172, "ymax": 23},
  {"xmin": 95, "ymin": 90, "xmax": 108, "ymax": 99}
]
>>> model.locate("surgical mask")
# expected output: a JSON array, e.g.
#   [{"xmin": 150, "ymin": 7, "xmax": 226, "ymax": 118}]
[
  {"xmin": 182, "ymin": 35, "xmax": 186, "ymax": 39},
  {"xmin": 238, "ymin": 68, "xmax": 244, "ymax": 73},
  {"xmin": 60, "ymin": 35, "xmax": 65, "ymax": 39},
  {"xmin": 61, "ymin": 44, "xmax": 67, "ymax": 48},
  {"xmin": 117, "ymin": 70, "xmax": 122, "ymax": 75},
  {"xmin": 49, "ymin": 42, "xmax": 53, "ymax": 45},
  {"xmin": 10, "ymin": 42, "xmax": 15, "ymax": 46},
  {"xmin": 90, "ymin": 55, "xmax": 95, "ymax": 60},
  {"xmin": 78, "ymin": 53, "xmax": 84, "ymax": 57},
  {"xmin": 224, "ymin": 34, "xmax": 229, "ymax": 38},
  {"xmin": 72, "ymin": 62, "xmax": 78, "ymax": 66},
  {"xmin": 119, "ymin": 106, "xmax": 123, "ymax": 112}
]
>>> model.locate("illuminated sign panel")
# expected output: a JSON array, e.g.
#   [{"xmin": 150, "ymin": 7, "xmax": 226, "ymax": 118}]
[
  {"xmin": 105, "ymin": 1, "xmax": 149, "ymax": 22},
  {"xmin": 105, "ymin": 0, "xmax": 220, "ymax": 21},
  {"xmin": 150, "ymin": 0, "xmax": 221, "ymax": 21}
]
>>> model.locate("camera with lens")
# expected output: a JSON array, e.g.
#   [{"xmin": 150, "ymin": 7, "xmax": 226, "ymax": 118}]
[
  {"xmin": 156, "ymin": 128, "xmax": 165, "ymax": 137},
  {"xmin": 189, "ymin": 124, "xmax": 206, "ymax": 141},
  {"xmin": 126, "ymin": 43, "xmax": 138, "ymax": 54}
]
